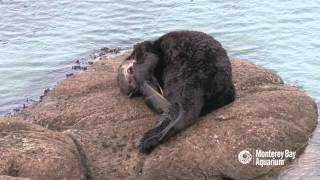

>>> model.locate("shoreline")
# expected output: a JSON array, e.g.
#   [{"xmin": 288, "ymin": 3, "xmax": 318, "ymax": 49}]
[{"xmin": 2, "ymin": 47, "xmax": 126, "ymax": 117}]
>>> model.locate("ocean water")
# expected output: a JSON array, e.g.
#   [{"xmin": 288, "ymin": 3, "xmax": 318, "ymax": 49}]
[{"xmin": 0, "ymin": 0, "xmax": 319, "ymax": 178}]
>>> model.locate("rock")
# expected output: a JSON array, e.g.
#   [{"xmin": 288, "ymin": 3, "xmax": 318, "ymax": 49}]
[
  {"xmin": 0, "ymin": 118, "xmax": 90, "ymax": 180},
  {"xmin": 5, "ymin": 51, "xmax": 318, "ymax": 179},
  {"xmin": 0, "ymin": 175, "xmax": 31, "ymax": 180}
]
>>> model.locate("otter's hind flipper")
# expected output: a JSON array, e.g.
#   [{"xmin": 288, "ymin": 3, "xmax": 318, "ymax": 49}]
[
  {"xmin": 139, "ymin": 88, "xmax": 204, "ymax": 153},
  {"xmin": 138, "ymin": 113, "xmax": 171, "ymax": 153}
]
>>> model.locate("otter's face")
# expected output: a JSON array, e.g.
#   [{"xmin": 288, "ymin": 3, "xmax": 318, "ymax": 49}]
[{"xmin": 117, "ymin": 60, "xmax": 140, "ymax": 97}]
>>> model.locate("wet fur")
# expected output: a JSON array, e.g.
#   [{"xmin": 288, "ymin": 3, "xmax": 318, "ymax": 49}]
[{"xmin": 128, "ymin": 31, "xmax": 235, "ymax": 153}]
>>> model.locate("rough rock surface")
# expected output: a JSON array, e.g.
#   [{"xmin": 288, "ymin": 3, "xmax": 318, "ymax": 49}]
[
  {"xmin": 0, "ymin": 51, "xmax": 317, "ymax": 180},
  {"xmin": 0, "ymin": 118, "xmax": 89, "ymax": 180}
]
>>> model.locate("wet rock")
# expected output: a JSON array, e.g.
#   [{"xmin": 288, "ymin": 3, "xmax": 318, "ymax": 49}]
[
  {"xmin": 9, "ymin": 52, "xmax": 318, "ymax": 179},
  {"xmin": 66, "ymin": 73, "xmax": 74, "ymax": 77},
  {"xmin": 39, "ymin": 88, "xmax": 50, "ymax": 102},
  {"xmin": 72, "ymin": 65, "xmax": 82, "ymax": 70},
  {"xmin": 100, "ymin": 47, "xmax": 121, "ymax": 54},
  {"xmin": 72, "ymin": 65, "xmax": 87, "ymax": 71},
  {"xmin": 43, "ymin": 88, "xmax": 50, "ymax": 95}
]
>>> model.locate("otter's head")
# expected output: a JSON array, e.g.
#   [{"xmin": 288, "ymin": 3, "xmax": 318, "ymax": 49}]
[{"xmin": 117, "ymin": 59, "xmax": 140, "ymax": 97}]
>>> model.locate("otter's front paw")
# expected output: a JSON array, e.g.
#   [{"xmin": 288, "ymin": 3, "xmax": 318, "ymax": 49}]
[{"xmin": 139, "ymin": 129, "xmax": 161, "ymax": 154}]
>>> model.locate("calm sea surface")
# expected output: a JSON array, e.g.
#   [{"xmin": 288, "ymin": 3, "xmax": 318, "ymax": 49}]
[{"xmin": 0, "ymin": 0, "xmax": 319, "ymax": 178}]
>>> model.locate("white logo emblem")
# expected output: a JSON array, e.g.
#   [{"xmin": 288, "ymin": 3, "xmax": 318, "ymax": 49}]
[{"xmin": 238, "ymin": 150, "xmax": 252, "ymax": 164}]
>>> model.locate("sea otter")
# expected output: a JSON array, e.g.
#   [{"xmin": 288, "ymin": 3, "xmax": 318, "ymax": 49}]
[
  {"xmin": 118, "ymin": 31, "xmax": 235, "ymax": 153},
  {"xmin": 117, "ymin": 59, "xmax": 170, "ymax": 113}
]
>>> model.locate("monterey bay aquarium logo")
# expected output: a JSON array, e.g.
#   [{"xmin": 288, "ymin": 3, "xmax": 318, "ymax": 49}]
[{"xmin": 238, "ymin": 149, "xmax": 296, "ymax": 167}]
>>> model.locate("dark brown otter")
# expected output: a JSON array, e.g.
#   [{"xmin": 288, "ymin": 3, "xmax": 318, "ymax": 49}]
[
  {"xmin": 117, "ymin": 59, "xmax": 170, "ymax": 113},
  {"xmin": 119, "ymin": 31, "xmax": 236, "ymax": 153}
]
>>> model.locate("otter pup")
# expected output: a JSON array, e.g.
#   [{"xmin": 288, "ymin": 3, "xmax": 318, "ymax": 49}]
[{"xmin": 119, "ymin": 31, "xmax": 235, "ymax": 153}]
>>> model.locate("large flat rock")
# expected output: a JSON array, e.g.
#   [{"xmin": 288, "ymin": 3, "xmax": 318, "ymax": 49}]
[{"xmin": 3, "ymin": 51, "xmax": 318, "ymax": 179}]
